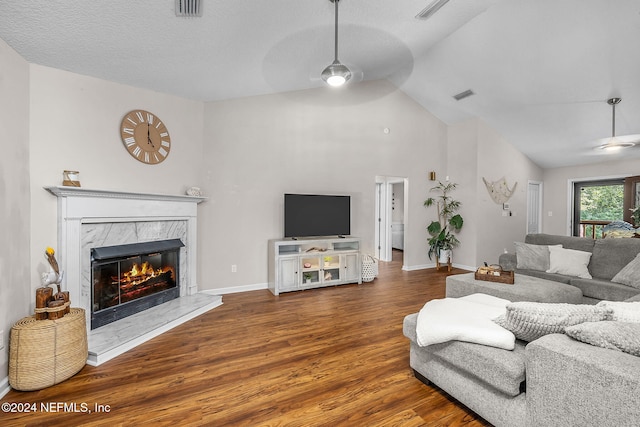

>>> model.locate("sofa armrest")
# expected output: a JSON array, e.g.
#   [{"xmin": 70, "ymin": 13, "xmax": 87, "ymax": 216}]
[
  {"xmin": 526, "ymin": 334, "xmax": 640, "ymax": 426},
  {"xmin": 498, "ymin": 252, "xmax": 517, "ymax": 271}
]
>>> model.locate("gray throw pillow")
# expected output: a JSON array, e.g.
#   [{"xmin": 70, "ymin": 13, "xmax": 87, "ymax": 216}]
[
  {"xmin": 565, "ymin": 321, "xmax": 640, "ymax": 357},
  {"xmin": 611, "ymin": 253, "xmax": 640, "ymax": 289},
  {"xmin": 494, "ymin": 302, "xmax": 611, "ymax": 342},
  {"xmin": 514, "ymin": 242, "xmax": 561, "ymax": 271},
  {"xmin": 546, "ymin": 246, "xmax": 592, "ymax": 279}
]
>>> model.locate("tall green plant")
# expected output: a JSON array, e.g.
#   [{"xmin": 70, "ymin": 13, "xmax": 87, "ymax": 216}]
[{"xmin": 424, "ymin": 181, "xmax": 464, "ymax": 260}]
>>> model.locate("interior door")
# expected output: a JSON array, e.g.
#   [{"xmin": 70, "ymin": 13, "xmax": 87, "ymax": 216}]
[{"xmin": 527, "ymin": 181, "xmax": 542, "ymax": 234}]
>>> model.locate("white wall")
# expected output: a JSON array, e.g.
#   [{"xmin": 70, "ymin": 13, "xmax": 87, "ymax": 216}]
[
  {"xmin": 28, "ymin": 65, "xmax": 205, "ymax": 290},
  {"xmin": 542, "ymin": 157, "xmax": 640, "ymax": 235},
  {"xmin": 199, "ymin": 80, "xmax": 447, "ymax": 289},
  {"xmin": 447, "ymin": 119, "xmax": 543, "ymax": 268},
  {"xmin": 0, "ymin": 39, "xmax": 31, "ymax": 382}
]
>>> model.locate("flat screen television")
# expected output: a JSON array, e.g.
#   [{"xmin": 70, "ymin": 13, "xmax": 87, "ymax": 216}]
[{"xmin": 284, "ymin": 194, "xmax": 350, "ymax": 238}]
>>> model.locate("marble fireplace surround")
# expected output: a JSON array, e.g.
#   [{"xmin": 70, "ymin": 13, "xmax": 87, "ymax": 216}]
[{"xmin": 45, "ymin": 186, "xmax": 222, "ymax": 365}]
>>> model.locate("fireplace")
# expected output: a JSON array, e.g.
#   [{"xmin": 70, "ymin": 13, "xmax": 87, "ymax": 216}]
[{"xmin": 91, "ymin": 239, "xmax": 184, "ymax": 329}]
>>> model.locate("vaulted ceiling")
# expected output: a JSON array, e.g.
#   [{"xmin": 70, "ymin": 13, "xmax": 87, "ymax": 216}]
[{"xmin": 1, "ymin": 0, "xmax": 639, "ymax": 168}]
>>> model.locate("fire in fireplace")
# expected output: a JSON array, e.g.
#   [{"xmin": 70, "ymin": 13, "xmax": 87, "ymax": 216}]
[{"xmin": 91, "ymin": 239, "xmax": 184, "ymax": 329}]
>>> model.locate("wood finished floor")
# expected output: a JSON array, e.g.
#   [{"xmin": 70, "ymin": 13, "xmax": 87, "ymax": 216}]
[{"xmin": 2, "ymin": 251, "xmax": 491, "ymax": 426}]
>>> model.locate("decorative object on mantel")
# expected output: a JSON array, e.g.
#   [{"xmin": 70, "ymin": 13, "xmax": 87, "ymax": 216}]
[
  {"xmin": 482, "ymin": 177, "xmax": 517, "ymax": 204},
  {"xmin": 62, "ymin": 170, "xmax": 80, "ymax": 187},
  {"xmin": 36, "ymin": 247, "xmax": 70, "ymax": 320},
  {"xmin": 9, "ymin": 307, "xmax": 88, "ymax": 391},
  {"xmin": 186, "ymin": 186, "xmax": 203, "ymax": 196}
]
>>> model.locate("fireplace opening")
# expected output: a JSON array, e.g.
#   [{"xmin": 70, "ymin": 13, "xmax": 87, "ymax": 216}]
[{"xmin": 91, "ymin": 239, "xmax": 184, "ymax": 329}]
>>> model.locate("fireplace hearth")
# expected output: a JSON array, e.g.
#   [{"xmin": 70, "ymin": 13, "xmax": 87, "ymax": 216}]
[{"xmin": 91, "ymin": 239, "xmax": 184, "ymax": 329}]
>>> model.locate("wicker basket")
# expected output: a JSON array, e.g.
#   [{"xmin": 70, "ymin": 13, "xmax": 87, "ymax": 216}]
[
  {"xmin": 362, "ymin": 255, "xmax": 378, "ymax": 282},
  {"xmin": 9, "ymin": 308, "xmax": 88, "ymax": 391}
]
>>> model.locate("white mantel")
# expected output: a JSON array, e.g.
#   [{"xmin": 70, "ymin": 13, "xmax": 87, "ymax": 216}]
[{"xmin": 45, "ymin": 186, "xmax": 206, "ymax": 331}]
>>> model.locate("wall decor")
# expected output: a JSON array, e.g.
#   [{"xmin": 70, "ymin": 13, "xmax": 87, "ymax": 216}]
[
  {"xmin": 120, "ymin": 109, "xmax": 171, "ymax": 165},
  {"xmin": 62, "ymin": 170, "xmax": 80, "ymax": 187},
  {"xmin": 482, "ymin": 177, "xmax": 517, "ymax": 204}
]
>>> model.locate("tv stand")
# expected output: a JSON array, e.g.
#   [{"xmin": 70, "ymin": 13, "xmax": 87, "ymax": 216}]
[{"xmin": 268, "ymin": 237, "xmax": 361, "ymax": 296}]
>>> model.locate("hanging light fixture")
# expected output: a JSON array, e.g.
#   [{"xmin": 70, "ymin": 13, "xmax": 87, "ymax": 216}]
[
  {"xmin": 597, "ymin": 98, "xmax": 636, "ymax": 151},
  {"xmin": 321, "ymin": 0, "xmax": 351, "ymax": 87}
]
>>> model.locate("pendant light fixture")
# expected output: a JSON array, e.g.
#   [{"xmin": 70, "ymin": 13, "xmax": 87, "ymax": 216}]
[
  {"xmin": 321, "ymin": 0, "xmax": 351, "ymax": 87},
  {"xmin": 597, "ymin": 98, "xmax": 636, "ymax": 151}
]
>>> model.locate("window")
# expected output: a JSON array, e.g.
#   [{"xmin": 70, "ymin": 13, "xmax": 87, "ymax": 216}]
[{"xmin": 572, "ymin": 179, "xmax": 624, "ymax": 238}]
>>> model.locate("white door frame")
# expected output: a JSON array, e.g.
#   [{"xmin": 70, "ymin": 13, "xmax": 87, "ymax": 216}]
[
  {"xmin": 527, "ymin": 180, "xmax": 543, "ymax": 234},
  {"xmin": 375, "ymin": 176, "xmax": 407, "ymax": 263}
]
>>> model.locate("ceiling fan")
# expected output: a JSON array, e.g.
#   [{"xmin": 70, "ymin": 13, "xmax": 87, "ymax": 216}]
[
  {"xmin": 321, "ymin": 0, "xmax": 352, "ymax": 87},
  {"xmin": 596, "ymin": 98, "xmax": 637, "ymax": 152}
]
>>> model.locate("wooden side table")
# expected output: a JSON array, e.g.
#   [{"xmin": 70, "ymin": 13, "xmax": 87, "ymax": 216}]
[{"xmin": 9, "ymin": 308, "xmax": 88, "ymax": 391}]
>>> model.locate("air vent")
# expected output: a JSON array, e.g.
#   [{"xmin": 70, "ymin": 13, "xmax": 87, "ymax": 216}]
[
  {"xmin": 415, "ymin": 0, "xmax": 451, "ymax": 20},
  {"xmin": 453, "ymin": 89, "xmax": 475, "ymax": 101},
  {"xmin": 176, "ymin": 0, "xmax": 202, "ymax": 17}
]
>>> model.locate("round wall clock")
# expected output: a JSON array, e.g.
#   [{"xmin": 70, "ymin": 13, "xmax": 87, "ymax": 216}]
[{"xmin": 119, "ymin": 109, "xmax": 171, "ymax": 164}]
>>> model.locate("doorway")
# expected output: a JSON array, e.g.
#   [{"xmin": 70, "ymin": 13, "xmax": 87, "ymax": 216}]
[
  {"xmin": 375, "ymin": 176, "xmax": 408, "ymax": 267},
  {"xmin": 527, "ymin": 181, "xmax": 543, "ymax": 234}
]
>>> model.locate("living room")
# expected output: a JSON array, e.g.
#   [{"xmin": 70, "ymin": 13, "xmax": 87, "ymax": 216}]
[{"xmin": 2, "ymin": 0, "xmax": 640, "ymax": 424}]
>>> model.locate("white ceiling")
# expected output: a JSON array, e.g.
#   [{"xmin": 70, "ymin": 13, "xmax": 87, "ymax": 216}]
[{"xmin": 1, "ymin": 0, "xmax": 640, "ymax": 168}]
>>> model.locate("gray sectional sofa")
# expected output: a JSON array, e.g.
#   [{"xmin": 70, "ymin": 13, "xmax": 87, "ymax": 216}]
[
  {"xmin": 403, "ymin": 234, "xmax": 640, "ymax": 426},
  {"xmin": 499, "ymin": 233, "xmax": 640, "ymax": 303}
]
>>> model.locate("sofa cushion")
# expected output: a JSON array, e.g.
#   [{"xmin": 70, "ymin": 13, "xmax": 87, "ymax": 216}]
[
  {"xmin": 423, "ymin": 339, "xmax": 527, "ymax": 397},
  {"xmin": 494, "ymin": 302, "xmax": 611, "ymax": 342},
  {"xmin": 596, "ymin": 301, "xmax": 640, "ymax": 322},
  {"xmin": 514, "ymin": 242, "xmax": 560, "ymax": 271},
  {"xmin": 546, "ymin": 246, "xmax": 592, "ymax": 279},
  {"xmin": 611, "ymin": 253, "xmax": 640, "ymax": 289},
  {"xmin": 525, "ymin": 233, "xmax": 595, "ymax": 253},
  {"xmin": 515, "ymin": 269, "xmax": 572, "ymax": 284},
  {"xmin": 569, "ymin": 278, "xmax": 640, "ymax": 302},
  {"xmin": 565, "ymin": 321, "xmax": 640, "ymax": 357},
  {"xmin": 590, "ymin": 238, "xmax": 640, "ymax": 280}
]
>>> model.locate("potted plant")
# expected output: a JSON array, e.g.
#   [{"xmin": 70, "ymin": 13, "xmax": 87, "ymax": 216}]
[{"xmin": 424, "ymin": 181, "xmax": 464, "ymax": 263}]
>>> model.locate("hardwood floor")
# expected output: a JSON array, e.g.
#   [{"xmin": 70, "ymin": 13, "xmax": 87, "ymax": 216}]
[{"xmin": 2, "ymin": 251, "xmax": 490, "ymax": 426}]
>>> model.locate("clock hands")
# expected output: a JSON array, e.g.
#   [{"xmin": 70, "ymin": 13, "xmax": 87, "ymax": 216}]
[{"xmin": 147, "ymin": 122, "xmax": 155, "ymax": 148}]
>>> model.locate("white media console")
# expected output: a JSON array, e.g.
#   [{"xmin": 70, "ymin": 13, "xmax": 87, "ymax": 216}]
[{"xmin": 268, "ymin": 237, "xmax": 362, "ymax": 295}]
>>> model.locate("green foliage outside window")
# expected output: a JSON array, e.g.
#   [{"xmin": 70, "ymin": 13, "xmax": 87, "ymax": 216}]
[{"xmin": 580, "ymin": 184, "xmax": 624, "ymax": 238}]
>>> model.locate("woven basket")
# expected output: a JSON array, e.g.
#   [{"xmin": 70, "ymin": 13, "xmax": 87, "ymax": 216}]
[
  {"xmin": 9, "ymin": 308, "xmax": 88, "ymax": 391},
  {"xmin": 362, "ymin": 255, "xmax": 378, "ymax": 282}
]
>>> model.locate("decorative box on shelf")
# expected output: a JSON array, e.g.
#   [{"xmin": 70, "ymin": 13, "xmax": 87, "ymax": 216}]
[{"xmin": 474, "ymin": 265, "xmax": 514, "ymax": 285}]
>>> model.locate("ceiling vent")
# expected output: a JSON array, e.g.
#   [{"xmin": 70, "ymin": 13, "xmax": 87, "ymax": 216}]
[
  {"xmin": 453, "ymin": 89, "xmax": 475, "ymax": 101},
  {"xmin": 415, "ymin": 0, "xmax": 451, "ymax": 20},
  {"xmin": 175, "ymin": 0, "xmax": 202, "ymax": 17}
]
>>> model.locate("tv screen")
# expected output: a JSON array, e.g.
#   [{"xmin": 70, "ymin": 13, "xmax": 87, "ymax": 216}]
[{"xmin": 284, "ymin": 194, "xmax": 350, "ymax": 238}]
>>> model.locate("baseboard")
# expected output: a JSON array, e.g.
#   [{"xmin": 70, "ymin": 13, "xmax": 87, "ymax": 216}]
[
  {"xmin": 204, "ymin": 282, "xmax": 268, "ymax": 295},
  {"xmin": 402, "ymin": 263, "xmax": 433, "ymax": 271},
  {"xmin": 0, "ymin": 376, "xmax": 9, "ymax": 399}
]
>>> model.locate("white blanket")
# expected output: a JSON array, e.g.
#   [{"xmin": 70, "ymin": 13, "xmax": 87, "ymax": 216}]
[{"xmin": 416, "ymin": 293, "xmax": 516, "ymax": 350}]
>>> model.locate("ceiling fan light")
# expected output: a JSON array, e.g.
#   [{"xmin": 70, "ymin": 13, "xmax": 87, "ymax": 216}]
[
  {"xmin": 596, "ymin": 139, "xmax": 636, "ymax": 152},
  {"xmin": 321, "ymin": 60, "xmax": 352, "ymax": 87}
]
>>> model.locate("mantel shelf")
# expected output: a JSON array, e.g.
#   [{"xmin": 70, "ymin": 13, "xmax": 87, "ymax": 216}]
[{"xmin": 44, "ymin": 186, "xmax": 207, "ymax": 204}]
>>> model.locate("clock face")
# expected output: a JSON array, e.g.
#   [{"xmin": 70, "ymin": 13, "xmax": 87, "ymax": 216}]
[{"xmin": 120, "ymin": 109, "xmax": 171, "ymax": 164}]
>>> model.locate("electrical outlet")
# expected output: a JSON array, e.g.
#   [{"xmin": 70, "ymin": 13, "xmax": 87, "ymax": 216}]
[{"xmin": 231, "ymin": 264, "xmax": 237, "ymax": 273}]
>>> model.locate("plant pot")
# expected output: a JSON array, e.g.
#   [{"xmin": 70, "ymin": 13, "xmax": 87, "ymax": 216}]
[{"xmin": 438, "ymin": 249, "xmax": 451, "ymax": 264}]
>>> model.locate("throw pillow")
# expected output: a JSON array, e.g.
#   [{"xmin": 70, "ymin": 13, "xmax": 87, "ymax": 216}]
[
  {"xmin": 514, "ymin": 242, "xmax": 561, "ymax": 271},
  {"xmin": 494, "ymin": 302, "xmax": 611, "ymax": 342},
  {"xmin": 611, "ymin": 253, "xmax": 640, "ymax": 289},
  {"xmin": 546, "ymin": 246, "xmax": 592, "ymax": 279},
  {"xmin": 596, "ymin": 301, "xmax": 640, "ymax": 323},
  {"xmin": 565, "ymin": 321, "xmax": 640, "ymax": 357}
]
